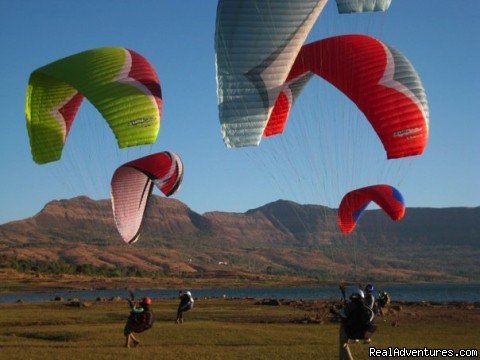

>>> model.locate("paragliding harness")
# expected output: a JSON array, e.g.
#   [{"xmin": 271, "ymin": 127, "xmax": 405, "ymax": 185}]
[
  {"xmin": 365, "ymin": 293, "xmax": 375, "ymax": 309},
  {"xmin": 342, "ymin": 301, "xmax": 375, "ymax": 340},
  {"xmin": 339, "ymin": 285, "xmax": 376, "ymax": 340},
  {"xmin": 178, "ymin": 294, "xmax": 194, "ymax": 312},
  {"xmin": 127, "ymin": 307, "xmax": 153, "ymax": 333},
  {"xmin": 126, "ymin": 292, "xmax": 154, "ymax": 334}
]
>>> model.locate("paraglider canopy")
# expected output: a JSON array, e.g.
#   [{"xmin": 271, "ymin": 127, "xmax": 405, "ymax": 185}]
[
  {"xmin": 265, "ymin": 35, "xmax": 429, "ymax": 159},
  {"xmin": 335, "ymin": 0, "xmax": 392, "ymax": 13},
  {"xmin": 26, "ymin": 47, "xmax": 162, "ymax": 164},
  {"xmin": 111, "ymin": 151, "xmax": 183, "ymax": 244},
  {"xmin": 215, "ymin": 0, "xmax": 328, "ymax": 148},
  {"xmin": 337, "ymin": 184, "xmax": 405, "ymax": 233}
]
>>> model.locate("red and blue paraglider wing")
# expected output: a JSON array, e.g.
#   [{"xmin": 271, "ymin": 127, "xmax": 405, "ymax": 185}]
[{"xmin": 337, "ymin": 184, "xmax": 405, "ymax": 233}]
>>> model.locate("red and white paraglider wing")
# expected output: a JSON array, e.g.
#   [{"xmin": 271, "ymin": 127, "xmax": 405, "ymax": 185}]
[
  {"xmin": 111, "ymin": 152, "xmax": 183, "ymax": 244},
  {"xmin": 267, "ymin": 35, "xmax": 429, "ymax": 159}
]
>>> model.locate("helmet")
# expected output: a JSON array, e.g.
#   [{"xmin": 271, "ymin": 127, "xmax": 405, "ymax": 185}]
[
  {"xmin": 365, "ymin": 284, "xmax": 374, "ymax": 293},
  {"xmin": 141, "ymin": 297, "xmax": 152, "ymax": 305},
  {"xmin": 350, "ymin": 288, "xmax": 365, "ymax": 300},
  {"xmin": 186, "ymin": 291, "xmax": 192, "ymax": 297}
]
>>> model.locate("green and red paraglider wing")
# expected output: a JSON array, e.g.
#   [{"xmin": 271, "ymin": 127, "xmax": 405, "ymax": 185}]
[{"xmin": 26, "ymin": 47, "xmax": 162, "ymax": 164}]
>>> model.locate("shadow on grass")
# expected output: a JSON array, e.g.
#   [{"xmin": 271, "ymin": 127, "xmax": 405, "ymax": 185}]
[
  {"xmin": 1, "ymin": 320, "xmax": 72, "ymax": 327},
  {"xmin": 104, "ymin": 312, "xmax": 127, "ymax": 322},
  {"xmin": 7, "ymin": 331, "xmax": 81, "ymax": 342}
]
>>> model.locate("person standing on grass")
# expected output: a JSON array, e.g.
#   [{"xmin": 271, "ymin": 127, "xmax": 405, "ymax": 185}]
[
  {"xmin": 377, "ymin": 291, "xmax": 391, "ymax": 317},
  {"xmin": 339, "ymin": 288, "xmax": 377, "ymax": 360},
  {"xmin": 176, "ymin": 290, "xmax": 194, "ymax": 324},
  {"xmin": 124, "ymin": 296, "xmax": 155, "ymax": 348}
]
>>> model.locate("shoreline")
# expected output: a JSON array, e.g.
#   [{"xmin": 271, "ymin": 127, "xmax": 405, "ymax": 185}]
[
  {"xmin": 2, "ymin": 269, "xmax": 479, "ymax": 300},
  {"xmin": 1, "ymin": 283, "xmax": 479, "ymax": 305},
  {"xmin": 1, "ymin": 290, "xmax": 480, "ymax": 306},
  {"xmin": 2, "ymin": 277, "xmax": 478, "ymax": 294}
]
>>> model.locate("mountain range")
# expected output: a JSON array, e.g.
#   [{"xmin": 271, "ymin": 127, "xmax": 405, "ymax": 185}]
[{"xmin": 1, "ymin": 196, "xmax": 479, "ymax": 282}]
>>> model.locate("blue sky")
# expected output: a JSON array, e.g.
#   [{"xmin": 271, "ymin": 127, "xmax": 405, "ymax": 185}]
[{"xmin": 1, "ymin": 1, "xmax": 479, "ymax": 225}]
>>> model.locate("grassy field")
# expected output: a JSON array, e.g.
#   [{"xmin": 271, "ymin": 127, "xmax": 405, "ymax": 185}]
[{"xmin": 0, "ymin": 298, "xmax": 478, "ymax": 359}]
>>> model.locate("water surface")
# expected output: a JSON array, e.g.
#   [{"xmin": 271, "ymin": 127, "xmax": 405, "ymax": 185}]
[{"xmin": 1, "ymin": 283, "xmax": 478, "ymax": 303}]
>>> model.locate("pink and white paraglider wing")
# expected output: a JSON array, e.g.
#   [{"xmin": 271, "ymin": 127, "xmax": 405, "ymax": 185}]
[{"xmin": 110, "ymin": 152, "xmax": 183, "ymax": 244}]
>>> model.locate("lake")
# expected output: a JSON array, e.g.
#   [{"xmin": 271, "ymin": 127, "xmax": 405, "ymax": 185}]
[{"xmin": 1, "ymin": 283, "xmax": 478, "ymax": 303}]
